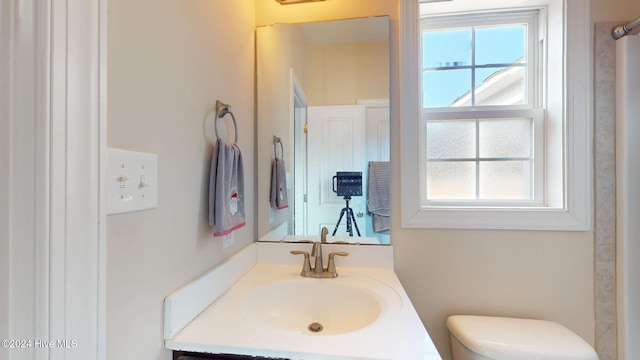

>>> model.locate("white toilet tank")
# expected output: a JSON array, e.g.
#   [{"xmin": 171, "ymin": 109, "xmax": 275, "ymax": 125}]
[{"xmin": 447, "ymin": 315, "xmax": 599, "ymax": 360}]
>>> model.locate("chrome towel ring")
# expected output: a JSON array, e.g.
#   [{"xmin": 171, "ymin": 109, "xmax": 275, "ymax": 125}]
[{"xmin": 215, "ymin": 100, "xmax": 238, "ymax": 144}]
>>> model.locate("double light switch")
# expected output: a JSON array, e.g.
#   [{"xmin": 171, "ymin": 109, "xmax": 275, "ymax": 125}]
[{"xmin": 107, "ymin": 148, "xmax": 158, "ymax": 215}]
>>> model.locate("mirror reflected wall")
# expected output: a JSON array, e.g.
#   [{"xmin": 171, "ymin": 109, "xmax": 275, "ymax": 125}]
[{"xmin": 257, "ymin": 16, "xmax": 390, "ymax": 245}]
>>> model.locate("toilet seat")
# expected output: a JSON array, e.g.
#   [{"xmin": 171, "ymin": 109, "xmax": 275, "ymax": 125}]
[{"xmin": 447, "ymin": 315, "xmax": 599, "ymax": 360}]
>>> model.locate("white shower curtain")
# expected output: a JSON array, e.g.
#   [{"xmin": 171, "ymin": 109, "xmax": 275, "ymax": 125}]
[{"xmin": 616, "ymin": 34, "xmax": 640, "ymax": 360}]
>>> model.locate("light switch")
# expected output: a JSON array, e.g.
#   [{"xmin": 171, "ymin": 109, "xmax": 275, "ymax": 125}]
[
  {"xmin": 222, "ymin": 233, "xmax": 234, "ymax": 249},
  {"xmin": 107, "ymin": 148, "xmax": 158, "ymax": 215}
]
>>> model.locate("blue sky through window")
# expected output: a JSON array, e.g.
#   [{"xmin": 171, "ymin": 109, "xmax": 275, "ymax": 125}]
[{"xmin": 422, "ymin": 25, "xmax": 525, "ymax": 107}]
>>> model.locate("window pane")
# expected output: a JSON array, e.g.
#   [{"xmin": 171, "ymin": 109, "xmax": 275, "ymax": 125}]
[
  {"xmin": 479, "ymin": 161, "xmax": 531, "ymax": 199},
  {"xmin": 427, "ymin": 120, "xmax": 476, "ymax": 159},
  {"xmin": 475, "ymin": 25, "xmax": 526, "ymax": 66},
  {"xmin": 427, "ymin": 161, "xmax": 476, "ymax": 199},
  {"xmin": 422, "ymin": 29, "xmax": 471, "ymax": 69},
  {"xmin": 474, "ymin": 66, "xmax": 526, "ymax": 106},
  {"xmin": 423, "ymin": 69, "xmax": 471, "ymax": 108},
  {"xmin": 479, "ymin": 118, "xmax": 532, "ymax": 158}
]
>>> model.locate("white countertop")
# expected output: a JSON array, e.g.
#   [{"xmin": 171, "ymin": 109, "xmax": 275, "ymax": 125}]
[{"xmin": 164, "ymin": 242, "xmax": 441, "ymax": 360}]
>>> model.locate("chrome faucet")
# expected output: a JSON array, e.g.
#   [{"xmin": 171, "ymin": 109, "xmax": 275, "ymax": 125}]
[{"xmin": 290, "ymin": 227, "xmax": 348, "ymax": 278}]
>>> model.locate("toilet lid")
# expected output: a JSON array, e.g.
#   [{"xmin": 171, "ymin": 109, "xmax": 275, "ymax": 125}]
[{"xmin": 447, "ymin": 316, "xmax": 599, "ymax": 360}]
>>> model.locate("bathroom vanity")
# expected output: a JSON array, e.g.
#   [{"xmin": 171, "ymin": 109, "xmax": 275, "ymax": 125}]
[{"xmin": 164, "ymin": 242, "xmax": 441, "ymax": 359}]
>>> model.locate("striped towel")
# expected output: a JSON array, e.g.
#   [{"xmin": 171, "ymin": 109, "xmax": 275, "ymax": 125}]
[{"xmin": 367, "ymin": 161, "xmax": 390, "ymax": 233}]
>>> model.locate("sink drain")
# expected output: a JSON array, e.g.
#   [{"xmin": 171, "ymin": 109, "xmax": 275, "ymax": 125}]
[{"xmin": 308, "ymin": 322, "xmax": 323, "ymax": 333}]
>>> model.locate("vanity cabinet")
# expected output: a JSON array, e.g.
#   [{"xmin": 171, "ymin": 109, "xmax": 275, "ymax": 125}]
[{"xmin": 174, "ymin": 351, "xmax": 289, "ymax": 360}]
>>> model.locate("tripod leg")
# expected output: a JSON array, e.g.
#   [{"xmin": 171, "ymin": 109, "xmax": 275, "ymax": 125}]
[
  {"xmin": 332, "ymin": 208, "xmax": 347, "ymax": 236},
  {"xmin": 345, "ymin": 208, "xmax": 353, "ymax": 237},
  {"xmin": 347, "ymin": 208, "xmax": 361, "ymax": 237}
]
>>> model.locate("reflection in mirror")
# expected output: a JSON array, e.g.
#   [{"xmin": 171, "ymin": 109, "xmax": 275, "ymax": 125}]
[{"xmin": 257, "ymin": 16, "xmax": 390, "ymax": 245}]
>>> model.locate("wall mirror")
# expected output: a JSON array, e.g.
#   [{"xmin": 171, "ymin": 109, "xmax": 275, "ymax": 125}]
[{"xmin": 256, "ymin": 16, "xmax": 390, "ymax": 245}]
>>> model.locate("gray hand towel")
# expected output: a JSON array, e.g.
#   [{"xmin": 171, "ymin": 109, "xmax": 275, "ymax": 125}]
[
  {"xmin": 209, "ymin": 138, "xmax": 245, "ymax": 237},
  {"xmin": 270, "ymin": 157, "xmax": 289, "ymax": 210}
]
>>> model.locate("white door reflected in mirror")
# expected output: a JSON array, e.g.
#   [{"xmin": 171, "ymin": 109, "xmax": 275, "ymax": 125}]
[{"xmin": 307, "ymin": 105, "xmax": 367, "ymax": 236}]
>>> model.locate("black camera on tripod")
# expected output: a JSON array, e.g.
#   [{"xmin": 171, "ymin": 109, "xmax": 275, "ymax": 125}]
[
  {"xmin": 331, "ymin": 172, "xmax": 362, "ymax": 237},
  {"xmin": 332, "ymin": 172, "xmax": 362, "ymax": 198}
]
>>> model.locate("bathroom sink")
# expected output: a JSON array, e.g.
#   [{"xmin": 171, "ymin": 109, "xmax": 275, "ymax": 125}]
[
  {"xmin": 165, "ymin": 243, "xmax": 442, "ymax": 359},
  {"xmin": 246, "ymin": 275, "xmax": 402, "ymax": 335}
]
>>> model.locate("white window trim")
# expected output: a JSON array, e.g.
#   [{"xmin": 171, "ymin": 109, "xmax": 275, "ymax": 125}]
[{"xmin": 400, "ymin": 0, "xmax": 592, "ymax": 231}]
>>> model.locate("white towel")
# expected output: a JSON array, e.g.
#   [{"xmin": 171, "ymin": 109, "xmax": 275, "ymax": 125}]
[
  {"xmin": 209, "ymin": 138, "xmax": 245, "ymax": 237},
  {"xmin": 367, "ymin": 161, "xmax": 390, "ymax": 233},
  {"xmin": 270, "ymin": 157, "xmax": 289, "ymax": 209}
]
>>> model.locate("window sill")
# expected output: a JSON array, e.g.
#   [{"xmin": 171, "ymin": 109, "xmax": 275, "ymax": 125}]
[{"xmin": 402, "ymin": 207, "xmax": 591, "ymax": 231}]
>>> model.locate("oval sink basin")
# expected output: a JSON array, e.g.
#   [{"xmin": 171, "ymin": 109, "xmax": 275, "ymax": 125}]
[{"xmin": 246, "ymin": 276, "xmax": 401, "ymax": 335}]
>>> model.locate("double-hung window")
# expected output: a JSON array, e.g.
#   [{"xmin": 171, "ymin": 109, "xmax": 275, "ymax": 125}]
[
  {"xmin": 400, "ymin": 0, "xmax": 592, "ymax": 230},
  {"xmin": 422, "ymin": 10, "xmax": 544, "ymax": 206}
]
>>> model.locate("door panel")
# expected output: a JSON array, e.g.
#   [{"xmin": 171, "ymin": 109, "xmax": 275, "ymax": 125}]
[{"xmin": 307, "ymin": 105, "xmax": 366, "ymax": 237}]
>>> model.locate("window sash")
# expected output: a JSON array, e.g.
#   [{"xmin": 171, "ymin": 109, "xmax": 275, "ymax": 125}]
[
  {"xmin": 420, "ymin": 9, "xmax": 540, "ymax": 110},
  {"xmin": 419, "ymin": 9, "xmax": 544, "ymax": 207},
  {"xmin": 420, "ymin": 108, "xmax": 545, "ymax": 207}
]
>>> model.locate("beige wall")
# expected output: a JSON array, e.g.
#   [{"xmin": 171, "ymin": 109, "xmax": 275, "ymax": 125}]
[
  {"xmin": 592, "ymin": 0, "xmax": 640, "ymax": 22},
  {"xmin": 393, "ymin": 230, "xmax": 595, "ymax": 360},
  {"xmin": 107, "ymin": 0, "xmax": 255, "ymax": 359},
  {"xmin": 103, "ymin": 0, "xmax": 640, "ymax": 359},
  {"xmin": 306, "ymin": 42, "xmax": 389, "ymax": 105}
]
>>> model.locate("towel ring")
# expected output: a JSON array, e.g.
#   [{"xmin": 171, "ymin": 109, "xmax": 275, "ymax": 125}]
[
  {"xmin": 215, "ymin": 100, "xmax": 238, "ymax": 144},
  {"xmin": 273, "ymin": 136, "xmax": 284, "ymax": 159}
]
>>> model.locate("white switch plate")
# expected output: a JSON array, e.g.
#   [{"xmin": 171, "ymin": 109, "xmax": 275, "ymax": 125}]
[
  {"xmin": 222, "ymin": 233, "xmax": 234, "ymax": 249},
  {"xmin": 107, "ymin": 148, "xmax": 158, "ymax": 215}
]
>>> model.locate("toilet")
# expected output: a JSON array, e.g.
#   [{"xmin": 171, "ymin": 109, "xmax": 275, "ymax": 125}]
[{"xmin": 447, "ymin": 315, "xmax": 599, "ymax": 360}]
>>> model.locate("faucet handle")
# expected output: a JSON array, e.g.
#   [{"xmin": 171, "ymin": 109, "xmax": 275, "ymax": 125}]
[
  {"xmin": 290, "ymin": 250, "xmax": 310, "ymax": 256},
  {"xmin": 327, "ymin": 251, "xmax": 349, "ymax": 277},
  {"xmin": 290, "ymin": 250, "xmax": 311, "ymax": 274},
  {"xmin": 329, "ymin": 251, "xmax": 349, "ymax": 259}
]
